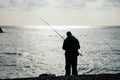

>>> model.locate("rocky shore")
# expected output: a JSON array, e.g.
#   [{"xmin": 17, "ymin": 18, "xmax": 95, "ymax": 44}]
[{"xmin": 1, "ymin": 73, "xmax": 120, "ymax": 80}]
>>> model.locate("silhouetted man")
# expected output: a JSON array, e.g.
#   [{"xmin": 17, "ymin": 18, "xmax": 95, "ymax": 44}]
[{"xmin": 62, "ymin": 31, "xmax": 80, "ymax": 76}]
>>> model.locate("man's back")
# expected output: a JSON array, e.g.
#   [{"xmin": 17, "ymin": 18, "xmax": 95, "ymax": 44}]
[
  {"xmin": 63, "ymin": 36, "xmax": 80, "ymax": 50},
  {"xmin": 63, "ymin": 35, "xmax": 80, "ymax": 56}
]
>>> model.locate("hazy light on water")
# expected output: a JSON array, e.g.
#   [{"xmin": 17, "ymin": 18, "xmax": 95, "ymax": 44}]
[{"xmin": 22, "ymin": 25, "xmax": 94, "ymax": 30}]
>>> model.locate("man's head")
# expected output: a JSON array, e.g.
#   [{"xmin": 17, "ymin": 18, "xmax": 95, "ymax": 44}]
[{"xmin": 67, "ymin": 31, "xmax": 72, "ymax": 37}]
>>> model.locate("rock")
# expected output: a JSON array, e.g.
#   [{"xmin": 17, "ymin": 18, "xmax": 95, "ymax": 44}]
[
  {"xmin": 39, "ymin": 73, "xmax": 56, "ymax": 78},
  {"xmin": 0, "ymin": 27, "xmax": 3, "ymax": 33}
]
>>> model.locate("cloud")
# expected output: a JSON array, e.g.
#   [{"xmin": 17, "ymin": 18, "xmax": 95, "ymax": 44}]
[
  {"xmin": 0, "ymin": 0, "xmax": 48, "ymax": 10},
  {"xmin": 105, "ymin": 0, "xmax": 120, "ymax": 7},
  {"xmin": 0, "ymin": 0, "xmax": 9, "ymax": 9},
  {"xmin": 0, "ymin": 0, "xmax": 120, "ymax": 11},
  {"xmin": 60, "ymin": 0, "xmax": 120, "ymax": 9},
  {"xmin": 62, "ymin": 0, "xmax": 85, "ymax": 8}
]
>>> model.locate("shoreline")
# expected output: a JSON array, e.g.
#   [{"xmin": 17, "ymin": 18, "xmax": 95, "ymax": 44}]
[{"xmin": 1, "ymin": 73, "xmax": 120, "ymax": 80}]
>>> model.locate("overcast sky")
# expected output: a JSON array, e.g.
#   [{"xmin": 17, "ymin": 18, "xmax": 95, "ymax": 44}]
[{"xmin": 0, "ymin": 0, "xmax": 120, "ymax": 26}]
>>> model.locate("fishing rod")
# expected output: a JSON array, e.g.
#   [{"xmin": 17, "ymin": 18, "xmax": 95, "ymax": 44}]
[
  {"xmin": 38, "ymin": 16, "xmax": 82, "ymax": 56},
  {"xmin": 38, "ymin": 16, "xmax": 64, "ymax": 40}
]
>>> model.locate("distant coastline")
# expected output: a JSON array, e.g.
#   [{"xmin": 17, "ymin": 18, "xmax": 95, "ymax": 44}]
[{"xmin": 0, "ymin": 25, "xmax": 120, "ymax": 29}]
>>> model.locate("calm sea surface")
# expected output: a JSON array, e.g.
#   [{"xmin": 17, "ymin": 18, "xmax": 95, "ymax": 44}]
[{"xmin": 0, "ymin": 26, "xmax": 120, "ymax": 79}]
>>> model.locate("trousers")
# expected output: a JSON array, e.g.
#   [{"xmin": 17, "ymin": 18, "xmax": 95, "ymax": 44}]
[{"xmin": 65, "ymin": 54, "xmax": 78, "ymax": 75}]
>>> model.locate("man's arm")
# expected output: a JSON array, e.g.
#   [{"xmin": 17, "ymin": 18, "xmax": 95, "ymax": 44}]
[
  {"xmin": 77, "ymin": 39, "xmax": 80, "ymax": 49},
  {"xmin": 62, "ymin": 40, "xmax": 66, "ymax": 50}
]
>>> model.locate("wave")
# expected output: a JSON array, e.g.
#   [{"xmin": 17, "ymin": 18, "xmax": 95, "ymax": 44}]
[{"xmin": 2, "ymin": 52, "xmax": 22, "ymax": 56}]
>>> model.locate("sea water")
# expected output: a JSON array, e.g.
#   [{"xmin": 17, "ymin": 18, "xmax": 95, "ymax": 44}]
[{"xmin": 0, "ymin": 26, "xmax": 120, "ymax": 79}]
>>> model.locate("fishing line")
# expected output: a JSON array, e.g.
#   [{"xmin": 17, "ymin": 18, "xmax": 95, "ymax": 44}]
[{"xmin": 38, "ymin": 16, "xmax": 64, "ymax": 40}]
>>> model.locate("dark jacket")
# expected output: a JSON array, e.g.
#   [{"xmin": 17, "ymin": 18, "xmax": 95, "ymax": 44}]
[{"xmin": 63, "ymin": 36, "xmax": 80, "ymax": 56}]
